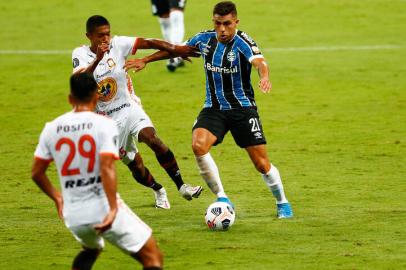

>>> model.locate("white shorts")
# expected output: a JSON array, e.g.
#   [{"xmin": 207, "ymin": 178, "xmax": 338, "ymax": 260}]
[
  {"xmin": 68, "ymin": 198, "xmax": 152, "ymax": 254},
  {"xmin": 114, "ymin": 104, "xmax": 154, "ymax": 165}
]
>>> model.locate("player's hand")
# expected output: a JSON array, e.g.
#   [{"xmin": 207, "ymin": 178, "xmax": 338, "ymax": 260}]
[
  {"xmin": 124, "ymin": 59, "xmax": 146, "ymax": 72},
  {"xmin": 259, "ymin": 78, "xmax": 272, "ymax": 93},
  {"xmin": 174, "ymin": 45, "xmax": 201, "ymax": 58},
  {"xmin": 54, "ymin": 193, "xmax": 64, "ymax": 220},
  {"xmin": 93, "ymin": 208, "xmax": 118, "ymax": 234},
  {"xmin": 96, "ymin": 43, "xmax": 110, "ymax": 61}
]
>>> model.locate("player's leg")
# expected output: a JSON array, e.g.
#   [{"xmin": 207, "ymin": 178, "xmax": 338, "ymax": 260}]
[
  {"xmin": 131, "ymin": 236, "xmax": 163, "ymax": 270},
  {"xmin": 120, "ymin": 113, "xmax": 170, "ymax": 209},
  {"xmin": 126, "ymin": 153, "xmax": 170, "ymax": 209},
  {"xmin": 103, "ymin": 198, "xmax": 163, "ymax": 269},
  {"xmin": 68, "ymin": 225, "xmax": 104, "ymax": 270},
  {"xmin": 138, "ymin": 126, "xmax": 202, "ymax": 200},
  {"xmin": 245, "ymin": 145, "xmax": 293, "ymax": 218},
  {"xmin": 192, "ymin": 109, "xmax": 231, "ymax": 205},
  {"xmin": 168, "ymin": 0, "xmax": 187, "ymax": 69},
  {"xmin": 71, "ymin": 247, "xmax": 101, "ymax": 270},
  {"xmin": 230, "ymin": 108, "xmax": 293, "ymax": 218},
  {"xmin": 151, "ymin": 0, "xmax": 171, "ymax": 42}
]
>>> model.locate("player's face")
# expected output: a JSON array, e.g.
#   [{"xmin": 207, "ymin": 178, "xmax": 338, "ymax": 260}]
[
  {"xmin": 87, "ymin": 25, "xmax": 111, "ymax": 47},
  {"xmin": 213, "ymin": 13, "xmax": 239, "ymax": 43}
]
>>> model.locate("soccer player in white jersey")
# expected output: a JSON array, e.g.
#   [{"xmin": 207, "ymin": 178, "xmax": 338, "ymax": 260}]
[
  {"xmin": 31, "ymin": 73, "xmax": 163, "ymax": 270},
  {"xmin": 72, "ymin": 15, "xmax": 202, "ymax": 209}
]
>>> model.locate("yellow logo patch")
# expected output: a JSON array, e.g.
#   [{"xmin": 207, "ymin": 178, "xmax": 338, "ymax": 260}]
[{"xmin": 97, "ymin": 78, "xmax": 117, "ymax": 102}]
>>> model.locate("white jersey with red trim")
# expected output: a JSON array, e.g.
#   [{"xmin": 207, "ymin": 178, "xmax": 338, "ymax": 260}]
[
  {"xmin": 34, "ymin": 111, "xmax": 119, "ymax": 227},
  {"xmin": 72, "ymin": 36, "xmax": 141, "ymax": 120}
]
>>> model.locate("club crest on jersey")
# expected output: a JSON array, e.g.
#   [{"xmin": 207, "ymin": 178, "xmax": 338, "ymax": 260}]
[
  {"xmin": 73, "ymin": 58, "xmax": 79, "ymax": 68},
  {"xmin": 227, "ymin": 51, "xmax": 236, "ymax": 62},
  {"xmin": 107, "ymin": 58, "xmax": 116, "ymax": 68},
  {"xmin": 97, "ymin": 77, "xmax": 117, "ymax": 102}
]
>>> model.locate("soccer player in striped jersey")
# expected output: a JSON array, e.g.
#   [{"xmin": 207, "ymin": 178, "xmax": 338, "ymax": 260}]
[
  {"xmin": 124, "ymin": 1, "xmax": 293, "ymax": 218},
  {"xmin": 31, "ymin": 73, "xmax": 163, "ymax": 270}
]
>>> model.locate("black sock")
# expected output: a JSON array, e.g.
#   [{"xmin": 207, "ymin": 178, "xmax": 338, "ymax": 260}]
[
  {"xmin": 156, "ymin": 149, "xmax": 184, "ymax": 190},
  {"xmin": 130, "ymin": 162, "xmax": 163, "ymax": 191},
  {"xmin": 143, "ymin": 267, "xmax": 162, "ymax": 270},
  {"xmin": 72, "ymin": 248, "xmax": 100, "ymax": 270}
]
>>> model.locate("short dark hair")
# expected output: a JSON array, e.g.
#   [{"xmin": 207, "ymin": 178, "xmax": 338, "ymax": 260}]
[
  {"xmin": 70, "ymin": 73, "xmax": 98, "ymax": 102},
  {"xmin": 213, "ymin": 1, "xmax": 237, "ymax": 16},
  {"xmin": 86, "ymin": 15, "xmax": 109, "ymax": 33}
]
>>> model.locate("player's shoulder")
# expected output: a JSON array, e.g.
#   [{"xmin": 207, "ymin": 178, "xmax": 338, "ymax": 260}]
[
  {"xmin": 235, "ymin": 30, "xmax": 257, "ymax": 46},
  {"xmin": 72, "ymin": 45, "xmax": 89, "ymax": 55},
  {"xmin": 111, "ymin": 35, "xmax": 135, "ymax": 44},
  {"xmin": 193, "ymin": 29, "xmax": 216, "ymax": 39}
]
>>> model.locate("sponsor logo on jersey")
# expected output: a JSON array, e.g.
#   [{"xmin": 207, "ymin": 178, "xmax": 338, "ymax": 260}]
[
  {"xmin": 65, "ymin": 176, "xmax": 101, "ymax": 189},
  {"xmin": 240, "ymin": 32, "xmax": 255, "ymax": 45},
  {"xmin": 227, "ymin": 51, "xmax": 236, "ymax": 62},
  {"xmin": 251, "ymin": 46, "xmax": 260, "ymax": 54},
  {"xmin": 205, "ymin": 63, "xmax": 238, "ymax": 74},
  {"xmin": 97, "ymin": 77, "xmax": 117, "ymax": 102}
]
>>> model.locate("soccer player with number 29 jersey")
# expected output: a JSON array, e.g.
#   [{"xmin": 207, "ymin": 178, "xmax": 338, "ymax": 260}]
[
  {"xmin": 31, "ymin": 73, "xmax": 163, "ymax": 270},
  {"xmin": 72, "ymin": 15, "xmax": 202, "ymax": 209},
  {"xmin": 125, "ymin": 1, "xmax": 293, "ymax": 218}
]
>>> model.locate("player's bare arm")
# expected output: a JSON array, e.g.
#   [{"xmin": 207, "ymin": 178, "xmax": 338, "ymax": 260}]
[
  {"xmin": 124, "ymin": 50, "xmax": 171, "ymax": 72},
  {"xmin": 31, "ymin": 159, "xmax": 64, "ymax": 219},
  {"xmin": 124, "ymin": 46, "xmax": 198, "ymax": 72},
  {"xmin": 252, "ymin": 57, "xmax": 272, "ymax": 93},
  {"xmin": 135, "ymin": 38, "xmax": 199, "ymax": 58},
  {"xmin": 93, "ymin": 154, "xmax": 118, "ymax": 233}
]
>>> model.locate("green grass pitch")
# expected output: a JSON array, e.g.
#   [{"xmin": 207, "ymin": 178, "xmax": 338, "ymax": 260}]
[{"xmin": 0, "ymin": 0, "xmax": 405, "ymax": 269}]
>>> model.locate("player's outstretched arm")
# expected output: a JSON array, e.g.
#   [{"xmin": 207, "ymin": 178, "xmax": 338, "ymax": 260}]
[
  {"xmin": 94, "ymin": 154, "xmax": 118, "ymax": 234},
  {"xmin": 31, "ymin": 158, "xmax": 63, "ymax": 219},
  {"xmin": 124, "ymin": 47, "xmax": 198, "ymax": 72},
  {"xmin": 124, "ymin": 50, "xmax": 171, "ymax": 72},
  {"xmin": 136, "ymin": 38, "xmax": 200, "ymax": 58},
  {"xmin": 252, "ymin": 58, "xmax": 272, "ymax": 93}
]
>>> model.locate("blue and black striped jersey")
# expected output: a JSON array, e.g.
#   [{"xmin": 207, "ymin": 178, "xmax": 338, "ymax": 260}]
[{"xmin": 186, "ymin": 30, "xmax": 264, "ymax": 110}]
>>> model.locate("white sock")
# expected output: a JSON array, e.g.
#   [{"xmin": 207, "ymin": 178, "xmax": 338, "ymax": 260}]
[
  {"xmin": 195, "ymin": 153, "xmax": 227, "ymax": 198},
  {"xmin": 169, "ymin": 10, "xmax": 185, "ymax": 44},
  {"xmin": 262, "ymin": 164, "xmax": 288, "ymax": 204},
  {"xmin": 158, "ymin": 17, "xmax": 171, "ymax": 42}
]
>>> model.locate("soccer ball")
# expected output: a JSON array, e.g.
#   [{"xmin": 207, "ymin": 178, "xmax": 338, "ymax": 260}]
[{"xmin": 205, "ymin": 201, "xmax": 235, "ymax": 230}]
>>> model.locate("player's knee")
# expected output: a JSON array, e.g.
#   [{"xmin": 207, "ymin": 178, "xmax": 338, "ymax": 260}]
[
  {"xmin": 192, "ymin": 139, "xmax": 209, "ymax": 156},
  {"xmin": 132, "ymin": 240, "xmax": 163, "ymax": 268},
  {"xmin": 253, "ymin": 158, "xmax": 269, "ymax": 174}
]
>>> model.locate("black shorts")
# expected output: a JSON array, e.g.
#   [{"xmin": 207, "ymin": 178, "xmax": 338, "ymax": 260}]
[
  {"xmin": 192, "ymin": 108, "xmax": 267, "ymax": 148},
  {"xmin": 151, "ymin": 0, "xmax": 186, "ymax": 16}
]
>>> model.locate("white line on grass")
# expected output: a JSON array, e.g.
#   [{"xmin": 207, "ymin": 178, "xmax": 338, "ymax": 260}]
[{"xmin": 0, "ymin": 45, "xmax": 404, "ymax": 55}]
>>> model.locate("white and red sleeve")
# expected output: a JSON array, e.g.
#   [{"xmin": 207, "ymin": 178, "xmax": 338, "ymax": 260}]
[
  {"xmin": 34, "ymin": 123, "xmax": 53, "ymax": 162},
  {"xmin": 114, "ymin": 36, "xmax": 138, "ymax": 57},
  {"xmin": 99, "ymin": 119, "xmax": 120, "ymax": 159}
]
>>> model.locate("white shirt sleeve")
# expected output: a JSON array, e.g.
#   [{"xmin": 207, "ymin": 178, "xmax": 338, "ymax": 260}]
[
  {"xmin": 34, "ymin": 123, "xmax": 53, "ymax": 161},
  {"xmin": 99, "ymin": 119, "xmax": 120, "ymax": 159},
  {"xmin": 72, "ymin": 47, "xmax": 90, "ymax": 74},
  {"xmin": 114, "ymin": 36, "xmax": 138, "ymax": 58}
]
